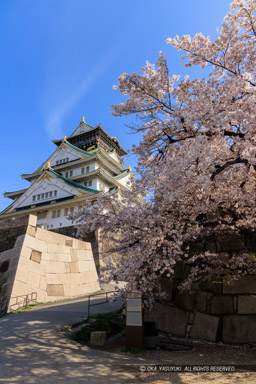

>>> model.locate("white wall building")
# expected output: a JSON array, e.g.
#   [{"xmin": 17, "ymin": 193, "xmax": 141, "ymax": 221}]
[{"xmin": 1, "ymin": 117, "xmax": 132, "ymax": 229}]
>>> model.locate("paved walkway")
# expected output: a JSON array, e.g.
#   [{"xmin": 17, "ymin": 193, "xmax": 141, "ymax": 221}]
[{"xmin": 0, "ymin": 291, "xmax": 145, "ymax": 384}]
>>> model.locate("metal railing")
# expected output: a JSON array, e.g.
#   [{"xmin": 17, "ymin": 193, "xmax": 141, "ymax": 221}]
[
  {"xmin": 87, "ymin": 290, "xmax": 117, "ymax": 320},
  {"xmin": 8, "ymin": 292, "xmax": 37, "ymax": 312}
]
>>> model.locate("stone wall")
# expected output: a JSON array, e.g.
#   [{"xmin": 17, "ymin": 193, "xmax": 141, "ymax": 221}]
[
  {"xmin": 145, "ymin": 232, "xmax": 256, "ymax": 344},
  {"xmin": 52, "ymin": 226, "xmax": 119, "ymax": 273},
  {"xmin": 0, "ymin": 215, "xmax": 100, "ymax": 313},
  {"xmin": 52, "ymin": 227, "xmax": 101, "ymax": 273},
  {"xmin": 0, "ymin": 215, "xmax": 31, "ymax": 313}
]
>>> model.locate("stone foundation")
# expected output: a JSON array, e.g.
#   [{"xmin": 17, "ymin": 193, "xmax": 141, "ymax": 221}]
[
  {"xmin": 0, "ymin": 215, "xmax": 100, "ymax": 313},
  {"xmin": 145, "ymin": 231, "xmax": 256, "ymax": 344}
]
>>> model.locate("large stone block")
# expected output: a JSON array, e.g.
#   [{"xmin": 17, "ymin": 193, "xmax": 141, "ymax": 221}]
[
  {"xmin": 196, "ymin": 292, "xmax": 208, "ymax": 312},
  {"xmin": 88, "ymin": 260, "xmax": 97, "ymax": 272},
  {"xmin": 47, "ymin": 243, "xmax": 69, "ymax": 254},
  {"xmin": 65, "ymin": 239, "xmax": 73, "ymax": 247},
  {"xmin": 46, "ymin": 261, "xmax": 66, "ymax": 274},
  {"xmin": 30, "ymin": 250, "xmax": 41, "ymax": 264},
  {"xmin": 190, "ymin": 312, "xmax": 219, "ymax": 341},
  {"xmin": 12, "ymin": 280, "xmax": 37, "ymax": 296},
  {"xmin": 48, "ymin": 253, "xmax": 70, "ymax": 263},
  {"xmin": 223, "ymin": 275, "xmax": 256, "ymax": 294},
  {"xmin": 46, "ymin": 284, "xmax": 64, "ymax": 296},
  {"xmin": 85, "ymin": 281, "xmax": 100, "ymax": 293},
  {"xmin": 46, "ymin": 273, "xmax": 60, "ymax": 284},
  {"xmin": 40, "ymin": 276, "xmax": 47, "ymax": 291},
  {"xmin": 174, "ymin": 290, "xmax": 196, "ymax": 311},
  {"xmin": 58, "ymin": 273, "xmax": 82, "ymax": 285},
  {"xmin": 77, "ymin": 261, "xmax": 90, "ymax": 272},
  {"xmin": 238, "ymin": 295, "xmax": 256, "ymax": 314},
  {"xmin": 63, "ymin": 284, "xmax": 82, "ymax": 297},
  {"xmin": 210, "ymin": 295, "xmax": 234, "ymax": 315},
  {"xmin": 64, "ymin": 262, "xmax": 70, "ymax": 273},
  {"xmin": 21, "ymin": 246, "xmax": 32, "ymax": 259},
  {"xmin": 219, "ymin": 235, "xmax": 244, "ymax": 251},
  {"xmin": 41, "ymin": 252, "xmax": 50, "ymax": 261},
  {"xmin": 70, "ymin": 261, "xmax": 79, "ymax": 273},
  {"xmin": 23, "ymin": 235, "xmax": 47, "ymax": 253},
  {"xmin": 14, "ymin": 263, "xmax": 29, "ymax": 284},
  {"xmin": 77, "ymin": 240, "xmax": 91, "ymax": 250},
  {"xmin": 150, "ymin": 302, "xmax": 189, "ymax": 337},
  {"xmin": 36, "ymin": 228, "xmax": 65, "ymax": 245},
  {"xmin": 27, "ymin": 272, "xmax": 40, "ymax": 288},
  {"xmin": 90, "ymin": 332, "xmax": 106, "ymax": 347},
  {"xmin": 81, "ymin": 271, "xmax": 98, "ymax": 284},
  {"xmin": 28, "ymin": 215, "xmax": 37, "ymax": 227},
  {"xmin": 222, "ymin": 315, "xmax": 256, "ymax": 343},
  {"xmin": 26, "ymin": 226, "xmax": 36, "ymax": 237},
  {"xmin": 71, "ymin": 249, "xmax": 93, "ymax": 261},
  {"xmin": 200, "ymin": 280, "xmax": 222, "ymax": 294}
]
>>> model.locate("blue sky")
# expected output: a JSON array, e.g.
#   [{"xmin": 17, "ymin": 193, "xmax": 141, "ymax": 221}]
[{"xmin": 0, "ymin": 0, "xmax": 231, "ymax": 211}]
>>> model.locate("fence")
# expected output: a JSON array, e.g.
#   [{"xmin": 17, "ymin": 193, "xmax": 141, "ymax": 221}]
[
  {"xmin": 87, "ymin": 290, "xmax": 117, "ymax": 319},
  {"xmin": 8, "ymin": 292, "xmax": 37, "ymax": 312}
]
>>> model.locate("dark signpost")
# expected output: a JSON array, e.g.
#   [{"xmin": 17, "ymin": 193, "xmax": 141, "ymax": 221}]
[{"xmin": 126, "ymin": 291, "xmax": 144, "ymax": 349}]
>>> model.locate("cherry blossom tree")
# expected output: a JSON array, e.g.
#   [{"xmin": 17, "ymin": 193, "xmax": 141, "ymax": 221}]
[{"xmin": 75, "ymin": 0, "xmax": 256, "ymax": 302}]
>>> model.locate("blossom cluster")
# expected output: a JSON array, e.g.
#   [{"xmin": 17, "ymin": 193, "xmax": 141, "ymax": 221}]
[{"xmin": 75, "ymin": 0, "xmax": 256, "ymax": 303}]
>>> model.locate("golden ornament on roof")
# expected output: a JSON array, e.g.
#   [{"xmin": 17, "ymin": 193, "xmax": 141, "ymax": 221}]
[
  {"xmin": 81, "ymin": 116, "xmax": 85, "ymax": 123},
  {"xmin": 127, "ymin": 165, "xmax": 132, "ymax": 172},
  {"xmin": 46, "ymin": 161, "xmax": 51, "ymax": 169},
  {"xmin": 62, "ymin": 136, "xmax": 67, "ymax": 142}
]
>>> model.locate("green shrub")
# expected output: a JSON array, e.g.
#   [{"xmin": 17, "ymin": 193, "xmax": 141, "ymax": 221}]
[{"xmin": 72, "ymin": 309, "xmax": 125, "ymax": 342}]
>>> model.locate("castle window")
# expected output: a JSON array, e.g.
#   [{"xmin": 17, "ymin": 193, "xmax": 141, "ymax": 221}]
[
  {"xmin": 64, "ymin": 207, "xmax": 74, "ymax": 216},
  {"xmin": 33, "ymin": 190, "xmax": 57, "ymax": 202},
  {"xmin": 65, "ymin": 172, "xmax": 68, "ymax": 178},
  {"xmin": 81, "ymin": 167, "xmax": 85, "ymax": 174},
  {"xmin": 52, "ymin": 209, "xmax": 61, "ymax": 219},
  {"xmin": 70, "ymin": 171, "xmax": 73, "ymax": 177},
  {"xmin": 86, "ymin": 166, "xmax": 90, "ymax": 172},
  {"xmin": 84, "ymin": 180, "xmax": 92, "ymax": 187}
]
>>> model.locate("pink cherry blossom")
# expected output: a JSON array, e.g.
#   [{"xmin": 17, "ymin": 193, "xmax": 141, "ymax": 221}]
[{"xmin": 75, "ymin": 0, "xmax": 256, "ymax": 304}]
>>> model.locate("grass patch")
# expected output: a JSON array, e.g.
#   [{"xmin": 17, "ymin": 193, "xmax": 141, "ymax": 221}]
[
  {"xmin": 71, "ymin": 309, "xmax": 125, "ymax": 342},
  {"xmin": 0, "ymin": 302, "xmax": 45, "ymax": 318}
]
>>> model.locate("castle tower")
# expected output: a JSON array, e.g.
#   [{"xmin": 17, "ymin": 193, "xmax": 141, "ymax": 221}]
[{"xmin": 1, "ymin": 117, "xmax": 131, "ymax": 230}]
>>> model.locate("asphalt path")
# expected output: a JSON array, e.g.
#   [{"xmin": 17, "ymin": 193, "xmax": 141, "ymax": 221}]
[{"xmin": 0, "ymin": 292, "xmax": 145, "ymax": 384}]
